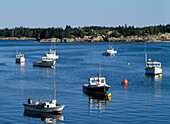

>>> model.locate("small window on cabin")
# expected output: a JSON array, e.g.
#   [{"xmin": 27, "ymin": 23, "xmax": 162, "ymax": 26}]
[
  {"xmin": 47, "ymin": 105, "xmax": 49, "ymax": 108},
  {"xmin": 92, "ymin": 80, "xmax": 97, "ymax": 84},
  {"xmin": 101, "ymin": 79, "xmax": 105, "ymax": 83}
]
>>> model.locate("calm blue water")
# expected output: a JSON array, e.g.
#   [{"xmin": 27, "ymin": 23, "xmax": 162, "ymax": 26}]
[{"xmin": 0, "ymin": 40, "xmax": 170, "ymax": 124}]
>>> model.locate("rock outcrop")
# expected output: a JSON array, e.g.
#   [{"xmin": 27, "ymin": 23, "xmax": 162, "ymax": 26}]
[{"xmin": 0, "ymin": 37, "xmax": 36, "ymax": 40}]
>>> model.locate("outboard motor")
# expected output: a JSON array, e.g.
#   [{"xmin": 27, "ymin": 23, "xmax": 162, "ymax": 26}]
[{"xmin": 28, "ymin": 98, "xmax": 33, "ymax": 104}]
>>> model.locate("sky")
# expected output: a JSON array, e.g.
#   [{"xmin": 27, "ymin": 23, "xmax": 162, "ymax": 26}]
[{"xmin": 0, "ymin": 0, "xmax": 170, "ymax": 29}]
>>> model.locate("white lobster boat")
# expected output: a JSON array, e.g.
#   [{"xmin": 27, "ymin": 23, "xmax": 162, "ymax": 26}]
[
  {"xmin": 145, "ymin": 48, "xmax": 162, "ymax": 75},
  {"xmin": 102, "ymin": 47, "xmax": 117, "ymax": 56},
  {"xmin": 145, "ymin": 59, "xmax": 162, "ymax": 75},
  {"xmin": 83, "ymin": 74, "xmax": 110, "ymax": 95},
  {"xmin": 45, "ymin": 49, "xmax": 59, "ymax": 60},
  {"xmin": 33, "ymin": 57, "xmax": 56, "ymax": 68},
  {"xmin": 16, "ymin": 52, "xmax": 25, "ymax": 63},
  {"xmin": 23, "ymin": 75, "xmax": 65, "ymax": 113}
]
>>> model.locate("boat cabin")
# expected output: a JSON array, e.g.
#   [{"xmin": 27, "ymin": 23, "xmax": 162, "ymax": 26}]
[
  {"xmin": 43, "ymin": 100, "xmax": 56, "ymax": 108},
  {"xmin": 45, "ymin": 50, "xmax": 56, "ymax": 56},
  {"xmin": 108, "ymin": 47, "xmax": 113, "ymax": 50},
  {"xmin": 41, "ymin": 57, "xmax": 54, "ymax": 61},
  {"xmin": 146, "ymin": 61, "xmax": 161, "ymax": 68},
  {"xmin": 88, "ymin": 77, "xmax": 106, "ymax": 86},
  {"xmin": 27, "ymin": 98, "xmax": 57, "ymax": 108},
  {"xmin": 16, "ymin": 52, "xmax": 24, "ymax": 58}
]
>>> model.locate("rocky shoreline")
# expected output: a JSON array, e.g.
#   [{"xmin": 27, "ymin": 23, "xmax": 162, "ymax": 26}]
[
  {"xmin": 38, "ymin": 33, "xmax": 170, "ymax": 42},
  {"xmin": 0, "ymin": 33, "xmax": 170, "ymax": 42},
  {"xmin": 0, "ymin": 37, "xmax": 36, "ymax": 41}
]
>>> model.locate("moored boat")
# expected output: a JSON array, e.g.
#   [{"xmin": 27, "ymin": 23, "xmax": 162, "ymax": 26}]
[
  {"xmin": 33, "ymin": 57, "xmax": 56, "ymax": 68},
  {"xmin": 16, "ymin": 52, "xmax": 25, "ymax": 63},
  {"xmin": 23, "ymin": 74, "xmax": 65, "ymax": 113},
  {"xmin": 145, "ymin": 60, "xmax": 162, "ymax": 75},
  {"xmin": 83, "ymin": 74, "xmax": 110, "ymax": 95},
  {"xmin": 23, "ymin": 98, "xmax": 65, "ymax": 113},
  {"xmin": 102, "ymin": 47, "xmax": 117, "ymax": 56},
  {"xmin": 45, "ymin": 49, "xmax": 59, "ymax": 60},
  {"xmin": 145, "ymin": 46, "xmax": 162, "ymax": 75}
]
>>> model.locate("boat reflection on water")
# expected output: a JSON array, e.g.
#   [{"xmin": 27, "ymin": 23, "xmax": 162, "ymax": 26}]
[
  {"xmin": 85, "ymin": 93, "xmax": 111, "ymax": 113},
  {"xmin": 145, "ymin": 74, "xmax": 162, "ymax": 83},
  {"xmin": 23, "ymin": 110, "xmax": 64, "ymax": 123},
  {"xmin": 16, "ymin": 62, "xmax": 25, "ymax": 72},
  {"xmin": 145, "ymin": 74, "xmax": 162, "ymax": 98},
  {"xmin": 16, "ymin": 62, "xmax": 25, "ymax": 66}
]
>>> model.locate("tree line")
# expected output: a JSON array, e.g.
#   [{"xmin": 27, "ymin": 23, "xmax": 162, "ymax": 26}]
[{"xmin": 0, "ymin": 24, "xmax": 170, "ymax": 39}]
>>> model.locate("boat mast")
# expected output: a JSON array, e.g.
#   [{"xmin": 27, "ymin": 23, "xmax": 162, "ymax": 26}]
[
  {"xmin": 98, "ymin": 62, "xmax": 101, "ymax": 85},
  {"xmin": 145, "ymin": 43, "xmax": 147, "ymax": 63},
  {"xmin": 99, "ymin": 62, "xmax": 101, "ymax": 77},
  {"xmin": 98, "ymin": 73, "xmax": 99, "ymax": 85},
  {"xmin": 54, "ymin": 80, "xmax": 56, "ymax": 100},
  {"xmin": 54, "ymin": 69, "xmax": 56, "ymax": 100}
]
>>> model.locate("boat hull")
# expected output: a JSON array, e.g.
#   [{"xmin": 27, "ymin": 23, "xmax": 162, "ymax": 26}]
[
  {"xmin": 23, "ymin": 103, "xmax": 65, "ymax": 113},
  {"xmin": 33, "ymin": 61, "xmax": 55, "ymax": 67},
  {"xmin": 83, "ymin": 85, "xmax": 110, "ymax": 95},
  {"xmin": 16, "ymin": 58, "xmax": 25, "ymax": 63},
  {"xmin": 145, "ymin": 67, "xmax": 162, "ymax": 75},
  {"xmin": 46, "ymin": 55, "xmax": 59, "ymax": 60},
  {"xmin": 24, "ymin": 110, "xmax": 64, "ymax": 121},
  {"xmin": 102, "ymin": 51, "xmax": 117, "ymax": 56}
]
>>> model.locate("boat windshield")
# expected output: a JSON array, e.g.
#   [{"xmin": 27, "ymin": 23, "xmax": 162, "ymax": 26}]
[
  {"xmin": 48, "ymin": 51, "xmax": 55, "ymax": 54},
  {"xmin": 108, "ymin": 47, "xmax": 113, "ymax": 50},
  {"xmin": 16, "ymin": 54, "xmax": 24, "ymax": 58},
  {"xmin": 146, "ymin": 62, "xmax": 161, "ymax": 67},
  {"xmin": 42, "ymin": 57, "xmax": 53, "ymax": 61},
  {"xmin": 89, "ymin": 77, "xmax": 106, "ymax": 85},
  {"xmin": 91, "ymin": 79, "xmax": 99, "ymax": 84}
]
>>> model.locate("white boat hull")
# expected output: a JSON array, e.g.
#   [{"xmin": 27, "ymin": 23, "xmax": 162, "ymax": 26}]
[
  {"xmin": 53, "ymin": 55, "xmax": 59, "ymax": 60},
  {"xmin": 24, "ymin": 110, "xmax": 64, "ymax": 121},
  {"xmin": 46, "ymin": 55, "xmax": 59, "ymax": 60},
  {"xmin": 145, "ymin": 67, "xmax": 162, "ymax": 75},
  {"xmin": 102, "ymin": 51, "xmax": 117, "ymax": 56},
  {"xmin": 16, "ymin": 58, "xmax": 25, "ymax": 63},
  {"xmin": 33, "ymin": 61, "xmax": 55, "ymax": 67},
  {"xmin": 23, "ymin": 103, "xmax": 65, "ymax": 113}
]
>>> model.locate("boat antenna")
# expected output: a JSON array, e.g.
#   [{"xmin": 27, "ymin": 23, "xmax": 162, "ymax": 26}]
[
  {"xmin": 16, "ymin": 47, "xmax": 18, "ymax": 54},
  {"xmin": 145, "ymin": 42, "xmax": 147, "ymax": 63},
  {"xmin": 50, "ymin": 95, "xmax": 51, "ymax": 101},
  {"xmin": 54, "ymin": 80, "xmax": 56, "ymax": 100},
  {"xmin": 54, "ymin": 69, "xmax": 56, "ymax": 100},
  {"xmin": 98, "ymin": 62, "xmax": 101, "ymax": 85},
  {"xmin": 99, "ymin": 62, "xmax": 101, "ymax": 77}
]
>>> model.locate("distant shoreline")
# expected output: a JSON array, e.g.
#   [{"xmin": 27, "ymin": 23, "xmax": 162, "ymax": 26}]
[
  {"xmin": 0, "ymin": 25, "xmax": 170, "ymax": 43},
  {"xmin": 0, "ymin": 34, "xmax": 170, "ymax": 43}
]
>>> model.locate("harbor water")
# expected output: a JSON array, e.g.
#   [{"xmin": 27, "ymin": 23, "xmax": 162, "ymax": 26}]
[{"xmin": 0, "ymin": 40, "xmax": 170, "ymax": 123}]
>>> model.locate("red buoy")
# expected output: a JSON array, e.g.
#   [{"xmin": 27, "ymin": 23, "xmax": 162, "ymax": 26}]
[
  {"xmin": 121, "ymin": 79, "xmax": 128, "ymax": 86},
  {"xmin": 123, "ymin": 79, "xmax": 128, "ymax": 85}
]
